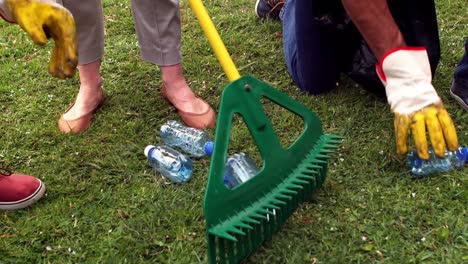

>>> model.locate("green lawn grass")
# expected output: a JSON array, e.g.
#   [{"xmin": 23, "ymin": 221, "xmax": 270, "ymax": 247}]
[{"xmin": 0, "ymin": 0, "xmax": 467, "ymax": 263}]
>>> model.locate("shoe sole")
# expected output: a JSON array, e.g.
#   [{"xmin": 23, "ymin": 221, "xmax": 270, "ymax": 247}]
[
  {"xmin": 450, "ymin": 86, "xmax": 468, "ymax": 111},
  {"xmin": 254, "ymin": 0, "xmax": 262, "ymax": 18},
  {"xmin": 0, "ymin": 180, "xmax": 46, "ymax": 210}
]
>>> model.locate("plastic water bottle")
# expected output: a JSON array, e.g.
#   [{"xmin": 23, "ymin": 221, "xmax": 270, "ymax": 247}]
[
  {"xmin": 222, "ymin": 153, "xmax": 276, "ymax": 221},
  {"xmin": 224, "ymin": 152, "xmax": 260, "ymax": 189},
  {"xmin": 144, "ymin": 145, "xmax": 193, "ymax": 183},
  {"xmin": 160, "ymin": 120, "xmax": 214, "ymax": 157},
  {"xmin": 407, "ymin": 147, "xmax": 468, "ymax": 176}
]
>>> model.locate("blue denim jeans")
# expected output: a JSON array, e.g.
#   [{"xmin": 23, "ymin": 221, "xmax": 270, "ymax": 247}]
[
  {"xmin": 280, "ymin": 0, "xmax": 440, "ymax": 96},
  {"xmin": 280, "ymin": 0, "xmax": 355, "ymax": 95},
  {"xmin": 454, "ymin": 38, "xmax": 468, "ymax": 88}
]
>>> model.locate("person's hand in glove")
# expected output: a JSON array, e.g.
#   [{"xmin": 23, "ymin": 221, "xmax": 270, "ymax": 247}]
[
  {"xmin": 0, "ymin": 0, "xmax": 78, "ymax": 79},
  {"xmin": 376, "ymin": 48, "xmax": 459, "ymax": 160}
]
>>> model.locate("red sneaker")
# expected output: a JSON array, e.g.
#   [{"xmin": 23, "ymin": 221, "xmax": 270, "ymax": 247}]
[{"xmin": 0, "ymin": 168, "xmax": 46, "ymax": 210}]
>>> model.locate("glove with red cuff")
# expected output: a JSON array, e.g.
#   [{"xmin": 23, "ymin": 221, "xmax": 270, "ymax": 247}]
[{"xmin": 376, "ymin": 47, "xmax": 459, "ymax": 160}]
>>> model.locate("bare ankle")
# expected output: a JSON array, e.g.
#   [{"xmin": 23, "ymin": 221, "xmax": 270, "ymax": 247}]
[{"xmin": 160, "ymin": 64, "xmax": 186, "ymax": 85}]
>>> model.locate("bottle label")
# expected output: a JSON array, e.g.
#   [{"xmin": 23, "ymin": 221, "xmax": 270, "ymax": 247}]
[{"xmin": 153, "ymin": 147, "xmax": 182, "ymax": 171}]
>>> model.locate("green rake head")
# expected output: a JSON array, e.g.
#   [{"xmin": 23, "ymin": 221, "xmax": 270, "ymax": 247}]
[{"xmin": 204, "ymin": 75, "xmax": 343, "ymax": 263}]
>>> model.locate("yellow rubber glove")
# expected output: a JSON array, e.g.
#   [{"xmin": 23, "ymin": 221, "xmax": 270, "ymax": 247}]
[
  {"xmin": 2, "ymin": 0, "xmax": 77, "ymax": 79},
  {"xmin": 394, "ymin": 103, "xmax": 458, "ymax": 160},
  {"xmin": 377, "ymin": 48, "xmax": 459, "ymax": 160}
]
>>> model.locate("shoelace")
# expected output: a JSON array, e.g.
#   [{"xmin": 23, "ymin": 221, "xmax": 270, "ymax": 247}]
[
  {"xmin": 0, "ymin": 167, "xmax": 12, "ymax": 176},
  {"xmin": 267, "ymin": 0, "xmax": 285, "ymax": 6},
  {"xmin": 267, "ymin": 0, "xmax": 285, "ymax": 17}
]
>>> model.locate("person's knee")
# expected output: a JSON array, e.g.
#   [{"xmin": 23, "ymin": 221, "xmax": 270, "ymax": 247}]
[{"xmin": 296, "ymin": 75, "xmax": 337, "ymax": 95}]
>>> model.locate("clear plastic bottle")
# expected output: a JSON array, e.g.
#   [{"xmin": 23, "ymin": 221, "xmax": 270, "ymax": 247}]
[
  {"xmin": 144, "ymin": 145, "xmax": 193, "ymax": 183},
  {"xmin": 407, "ymin": 147, "xmax": 468, "ymax": 176},
  {"xmin": 160, "ymin": 120, "xmax": 214, "ymax": 157},
  {"xmin": 223, "ymin": 152, "xmax": 260, "ymax": 189},
  {"xmin": 222, "ymin": 153, "xmax": 276, "ymax": 220}
]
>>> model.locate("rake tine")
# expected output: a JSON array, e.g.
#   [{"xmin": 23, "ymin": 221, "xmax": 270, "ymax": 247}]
[
  {"xmin": 236, "ymin": 234, "xmax": 246, "ymax": 260},
  {"xmin": 324, "ymin": 141, "xmax": 344, "ymax": 148},
  {"xmin": 286, "ymin": 183, "xmax": 304, "ymax": 190},
  {"xmin": 251, "ymin": 211, "xmax": 268, "ymax": 220},
  {"xmin": 208, "ymin": 235, "xmax": 217, "ymax": 263},
  {"xmin": 297, "ymin": 175, "xmax": 316, "ymax": 183},
  {"xmin": 235, "ymin": 221, "xmax": 254, "ymax": 230},
  {"xmin": 265, "ymin": 201, "xmax": 281, "ymax": 209},
  {"xmin": 228, "ymin": 227, "xmax": 246, "ymax": 236},
  {"xmin": 274, "ymin": 193, "xmax": 293, "ymax": 200},
  {"xmin": 252, "ymin": 223, "xmax": 262, "ymax": 251},
  {"xmin": 219, "ymin": 238, "xmax": 226, "ymax": 263},
  {"xmin": 292, "ymin": 178, "xmax": 309, "ymax": 185},
  {"xmin": 310, "ymin": 158, "xmax": 329, "ymax": 164},
  {"xmin": 326, "ymin": 134, "xmax": 345, "ymax": 140},
  {"xmin": 257, "ymin": 207, "xmax": 272, "ymax": 215},
  {"xmin": 303, "ymin": 163, "xmax": 323, "ymax": 170},
  {"xmin": 323, "ymin": 142, "xmax": 341, "ymax": 148},
  {"xmin": 226, "ymin": 239, "xmax": 235, "ymax": 263},
  {"xmin": 315, "ymin": 153, "xmax": 331, "ymax": 159},
  {"xmin": 280, "ymin": 189, "xmax": 298, "ymax": 196},
  {"xmin": 320, "ymin": 149, "xmax": 337, "ymax": 154},
  {"xmin": 263, "ymin": 215, "xmax": 272, "ymax": 239},
  {"xmin": 302, "ymin": 170, "xmax": 320, "ymax": 177},
  {"xmin": 270, "ymin": 197, "xmax": 287, "ymax": 205},
  {"xmin": 243, "ymin": 218, "xmax": 261, "ymax": 226},
  {"xmin": 217, "ymin": 231, "xmax": 238, "ymax": 241}
]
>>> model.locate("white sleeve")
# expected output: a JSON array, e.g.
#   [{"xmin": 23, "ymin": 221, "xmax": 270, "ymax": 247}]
[{"xmin": 0, "ymin": 0, "xmax": 14, "ymax": 23}]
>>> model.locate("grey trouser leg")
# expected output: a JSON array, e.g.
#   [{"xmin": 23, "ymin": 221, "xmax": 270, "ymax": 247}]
[
  {"xmin": 62, "ymin": 0, "xmax": 105, "ymax": 65},
  {"xmin": 131, "ymin": 0, "xmax": 182, "ymax": 66}
]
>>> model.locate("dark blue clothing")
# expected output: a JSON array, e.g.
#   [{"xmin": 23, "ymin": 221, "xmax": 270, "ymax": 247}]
[
  {"xmin": 454, "ymin": 38, "xmax": 468, "ymax": 88},
  {"xmin": 280, "ymin": 0, "xmax": 440, "ymax": 96}
]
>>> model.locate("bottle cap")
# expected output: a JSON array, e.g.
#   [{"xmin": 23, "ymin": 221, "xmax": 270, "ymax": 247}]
[
  {"xmin": 459, "ymin": 146, "xmax": 468, "ymax": 162},
  {"xmin": 204, "ymin": 141, "xmax": 214, "ymax": 156},
  {"xmin": 144, "ymin": 145, "xmax": 155, "ymax": 157}
]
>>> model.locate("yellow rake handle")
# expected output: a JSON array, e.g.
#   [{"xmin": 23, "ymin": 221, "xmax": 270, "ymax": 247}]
[{"xmin": 188, "ymin": 0, "xmax": 241, "ymax": 82}]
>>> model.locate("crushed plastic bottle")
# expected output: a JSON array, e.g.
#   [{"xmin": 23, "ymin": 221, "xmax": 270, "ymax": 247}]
[
  {"xmin": 144, "ymin": 145, "xmax": 193, "ymax": 183},
  {"xmin": 223, "ymin": 152, "xmax": 259, "ymax": 189},
  {"xmin": 407, "ymin": 146, "xmax": 468, "ymax": 176},
  {"xmin": 223, "ymin": 153, "xmax": 277, "ymax": 221},
  {"xmin": 160, "ymin": 120, "xmax": 214, "ymax": 157}
]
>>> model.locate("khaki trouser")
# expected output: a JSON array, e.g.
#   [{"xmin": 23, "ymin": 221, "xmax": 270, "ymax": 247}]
[{"xmin": 62, "ymin": 0, "xmax": 182, "ymax": 66}]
